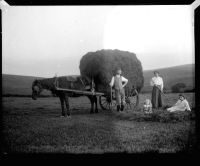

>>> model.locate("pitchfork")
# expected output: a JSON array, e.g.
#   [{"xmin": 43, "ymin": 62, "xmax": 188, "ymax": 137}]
[{"xmin": 109, "ymin": 86, "xmax": 113, "ymax": 111}]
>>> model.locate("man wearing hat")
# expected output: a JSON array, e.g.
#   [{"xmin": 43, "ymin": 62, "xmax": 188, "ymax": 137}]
[{"xmin": 110, "ymin": 68, "xmax": 128, "ymax": 112}]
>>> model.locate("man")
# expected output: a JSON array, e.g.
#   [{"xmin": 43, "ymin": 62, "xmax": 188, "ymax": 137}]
[
  {"xmin": 150, "ymin": 71, "xmax": 164, "ymax": 109},
  {"xmin": 110, "ymin": 68, "xmax": 128, "ymax": 112}
]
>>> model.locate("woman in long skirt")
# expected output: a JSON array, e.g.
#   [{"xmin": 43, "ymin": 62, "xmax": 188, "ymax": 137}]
[{"xmin": 150, "ymin": 71, "xmax": 164, "ymax": 109}]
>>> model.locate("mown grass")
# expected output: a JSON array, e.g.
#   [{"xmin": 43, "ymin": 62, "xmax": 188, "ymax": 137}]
[
  {"xmin": 112, "ymin": 109, "xmax": 193, "ymax": 123},
  {"xmin": 1, "ymin": 93, "xmax": 196, "ymax": 153}
]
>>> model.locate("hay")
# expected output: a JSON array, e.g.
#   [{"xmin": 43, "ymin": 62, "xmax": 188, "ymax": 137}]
[
  {"xmin": 112, "ymin": 109, "xmax": 192, "ymax": 123},
  {"xmin": 79, "ymin": 49, "xmax": 144, "ymax": 94}
]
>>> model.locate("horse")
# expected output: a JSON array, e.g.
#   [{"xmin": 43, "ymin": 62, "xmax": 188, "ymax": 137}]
[{"xmin": 31, "ymin": 75, "xmax": 98, "ymax": 117}]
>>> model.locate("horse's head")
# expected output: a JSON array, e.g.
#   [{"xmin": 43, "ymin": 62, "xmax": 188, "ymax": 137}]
[{"xmin": 32, "ymin": 79, "xmax": 43, "ymax": 100}]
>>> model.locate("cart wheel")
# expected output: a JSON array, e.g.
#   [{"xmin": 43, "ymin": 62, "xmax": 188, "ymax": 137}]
[
  {"xmin": 99, "ymin": 96, "xmax": 116, "ymax": 111},
  {"xmin": 125, "ymin": 93, "xmax": 139, "ymax": 110}
]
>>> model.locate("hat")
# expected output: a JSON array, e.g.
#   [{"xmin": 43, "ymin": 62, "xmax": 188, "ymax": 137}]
[
  {"xmin": 115, "ymin": 68, "xmax": 122, "ymax": 74},
  {"xmin": 154, "ymin": 71, "xmax": 159, "ymax": 74},
  {"xmin": 179, "ymin": 94, "xmax": 185, "ymax": 99}
]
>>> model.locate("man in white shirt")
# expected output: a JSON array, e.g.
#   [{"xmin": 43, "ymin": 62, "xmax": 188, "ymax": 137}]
[
  {"xmin": 167, "ymin": 94, "xmax": 191, "ymax": 112},
  {"xmin": 110, "ymin": 68, "xmax": 128, "ymax": 111},
  {"xmin": 150, "ymin": 71, "xmax": 164, "ymax": 109}
]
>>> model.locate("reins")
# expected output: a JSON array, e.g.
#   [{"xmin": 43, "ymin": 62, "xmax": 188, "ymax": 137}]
[{"xmin": 79, "ymin": 77, "xmax": 86, "ymax": 87}]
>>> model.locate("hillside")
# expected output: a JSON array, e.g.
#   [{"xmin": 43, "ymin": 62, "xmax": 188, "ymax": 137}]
[
  {"xmin": 2, "ymin": 74, "xmax": 51, "ymax": 96},
  {"xmin": 2, "ymin": 64, "xmax": 195, "ymax": 96},
  {"xmin": 141, "ymin": 64, "xmax": 195, "ymax": 93}
]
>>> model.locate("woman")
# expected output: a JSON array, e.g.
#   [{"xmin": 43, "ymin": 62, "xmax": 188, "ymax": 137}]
[
  {"xmin": 150, "ymin": 71, "xmax": 164, "ymax": 109},
  {"xmin": 167, "ymin": 94, "xmax": 191, "ymax": 112}
]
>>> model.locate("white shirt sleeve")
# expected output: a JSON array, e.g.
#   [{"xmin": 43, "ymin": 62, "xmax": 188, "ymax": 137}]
[
  {"xmin": 110, "ymin": 76, "xmax": 114, "ymax": 87},
  {"xmin": 174, "ymin": 100, "xmax": 181, "ymax": 106},
  {"xmin": 185, "ymin": 100, "xmax": 191, "ymax": 111},
  {"xmin": 121, "ymin": 76, "xmax": 128, "ymax": 83},
  {"xmin": 150, "ymin": 77, "xmax": 155, "ymax": 86},
  {"xmin": 160, "ymin": 77, "xmax": 164, "ymax": 91}
]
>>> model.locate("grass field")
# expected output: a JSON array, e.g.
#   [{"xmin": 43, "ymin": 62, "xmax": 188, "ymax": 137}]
[{"xmin": 2, "ymin": 93, "xmax": 196, "ymax": 153}]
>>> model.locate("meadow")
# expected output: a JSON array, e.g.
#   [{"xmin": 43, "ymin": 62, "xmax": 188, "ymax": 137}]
[{"xmin": 1, "ymin": 92, "xmax": 196, "ymax": 153}]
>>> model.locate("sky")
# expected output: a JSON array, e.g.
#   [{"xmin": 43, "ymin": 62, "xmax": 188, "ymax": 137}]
[{"xmin": 2, "ymin": 5, "xmax": 195, "ymax": 78}]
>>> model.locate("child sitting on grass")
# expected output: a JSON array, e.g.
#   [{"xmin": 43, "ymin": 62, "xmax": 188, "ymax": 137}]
[
  {"xmin": 167, "ymin": 94, "xmax": 191, "ymax": 112},
  {"xmin": 143, "ymin": 99, "xmax": 152, "ymax": 114}
]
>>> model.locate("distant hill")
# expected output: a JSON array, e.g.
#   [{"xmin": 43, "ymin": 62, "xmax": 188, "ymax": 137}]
[
  {"xmin": 2, "ymin": 64, "xmax": 195, "ymax": 96},
  {"xmin": 141, "ymin": 64, "xmax": 195, "ymax": 93},
  {"xmin": 2, "ymin": 74, "xmax": 51, "ymax": 96}
]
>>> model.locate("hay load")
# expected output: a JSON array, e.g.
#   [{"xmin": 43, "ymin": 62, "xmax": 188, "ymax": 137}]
[{"xmin": 79, "ymin": 49, "xmax": 144, "ymax": 95}]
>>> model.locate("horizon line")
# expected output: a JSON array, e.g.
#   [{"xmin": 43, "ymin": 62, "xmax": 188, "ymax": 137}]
[
  {"xmin": 143, "ymin": 63, "xmax": 194, "ymax": 71},
  {"xmin": 2, "ymin": 63, "xmax": 194, "ymax": 78}
]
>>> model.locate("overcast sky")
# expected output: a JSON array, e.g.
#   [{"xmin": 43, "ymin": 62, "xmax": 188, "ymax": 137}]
[{"xmin": 2, "ymin": 5, "xmax": 194, "ymax": 77}]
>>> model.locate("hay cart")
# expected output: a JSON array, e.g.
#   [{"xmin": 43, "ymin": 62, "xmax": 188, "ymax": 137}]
[
  {"xmin": 99, "ymin": 86, "xmax": 139, "ymax": 111},
  {"xmin": 54, "ymin": 77, "xmax": 139, "ymax": 111}
]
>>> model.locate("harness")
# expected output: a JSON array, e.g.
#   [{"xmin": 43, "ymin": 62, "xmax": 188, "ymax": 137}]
[
  {"xmin": 79, "ymin": 77, "xmax": 86, "ymax": 87},
  {"xmin": 32, "ymin": 80, "xmax": 43, "ymax": 94}
]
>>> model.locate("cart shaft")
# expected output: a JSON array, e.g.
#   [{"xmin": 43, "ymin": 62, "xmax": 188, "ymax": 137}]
[{"xmin": 55, "ymin": 87, "xmax": 104, "ymax": 96}]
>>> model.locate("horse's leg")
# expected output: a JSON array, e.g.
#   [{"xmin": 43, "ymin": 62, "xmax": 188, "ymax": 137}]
[
  {"xmin": 59, "ymin": 95, "xmax": 65, "ymax": 116},
  {"xmin": 64, "ymin": 93, "xmax": 70, "ymax": 116},
  {"xmin": 88, "ymin": 96, "xmax": 94, "ymax": 114},
  {"xmin": 94, "ymin": 96, "xmax": 98, "ymax": 113}
]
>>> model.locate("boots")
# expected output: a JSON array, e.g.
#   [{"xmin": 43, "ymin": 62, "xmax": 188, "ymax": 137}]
[
  {"xmin": 117, "ymin": 105, "xmax": 124, "ymax": 112},
  {"xmin": 117, "ymin": 105, "xmax": 120, "ymax": 112},
  {"xmin": 121, "ymin": 104, "xmax": 124, "ymax": 111}
]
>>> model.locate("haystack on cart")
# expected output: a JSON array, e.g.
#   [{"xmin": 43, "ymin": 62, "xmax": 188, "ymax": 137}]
[
  {"xmin": 55, "ymin": 49, "xmax": 143, "ymax": 111},
  {"xmin": 79, "ymin": 49, "xmax": 144, "ymax": 111}
]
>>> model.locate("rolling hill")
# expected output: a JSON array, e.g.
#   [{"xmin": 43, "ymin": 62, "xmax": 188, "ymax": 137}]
[
  {"xmin": 2, "ymin": 74, "xmax": 50, "ymax": 96},
  {"xmin": 141, "ymin": 64, "xmax": 195, "ymax": 93},
  {"xmin": 2, "ymin": 64, "xmax": 195, "ymax": 96}
]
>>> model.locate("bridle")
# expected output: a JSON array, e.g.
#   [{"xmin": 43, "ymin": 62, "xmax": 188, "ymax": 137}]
[{"xmin": 32, "ymin": 80, "xmax": 43, "ymax": 95}]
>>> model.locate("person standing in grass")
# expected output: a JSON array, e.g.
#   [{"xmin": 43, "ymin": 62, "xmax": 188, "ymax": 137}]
[
  {"xmin": 167, "ymin": 94, "xmax": 191, "ymax": 112},
  {"xmin": 110, "ymin": 68, "xmax": 128, "ymax": 112},
  {"xmin": 150, "ymin": 71, "xmax": 164, "ymax": 109}
]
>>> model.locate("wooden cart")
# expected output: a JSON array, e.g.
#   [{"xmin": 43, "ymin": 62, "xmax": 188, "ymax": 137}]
[
  {"xmin": 54, "ymin": 77, "xmax": 139, "ymax": 111},
  {"xmin": 99, "ymin": 87, "xmax": 139, "ymax": 111}
]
